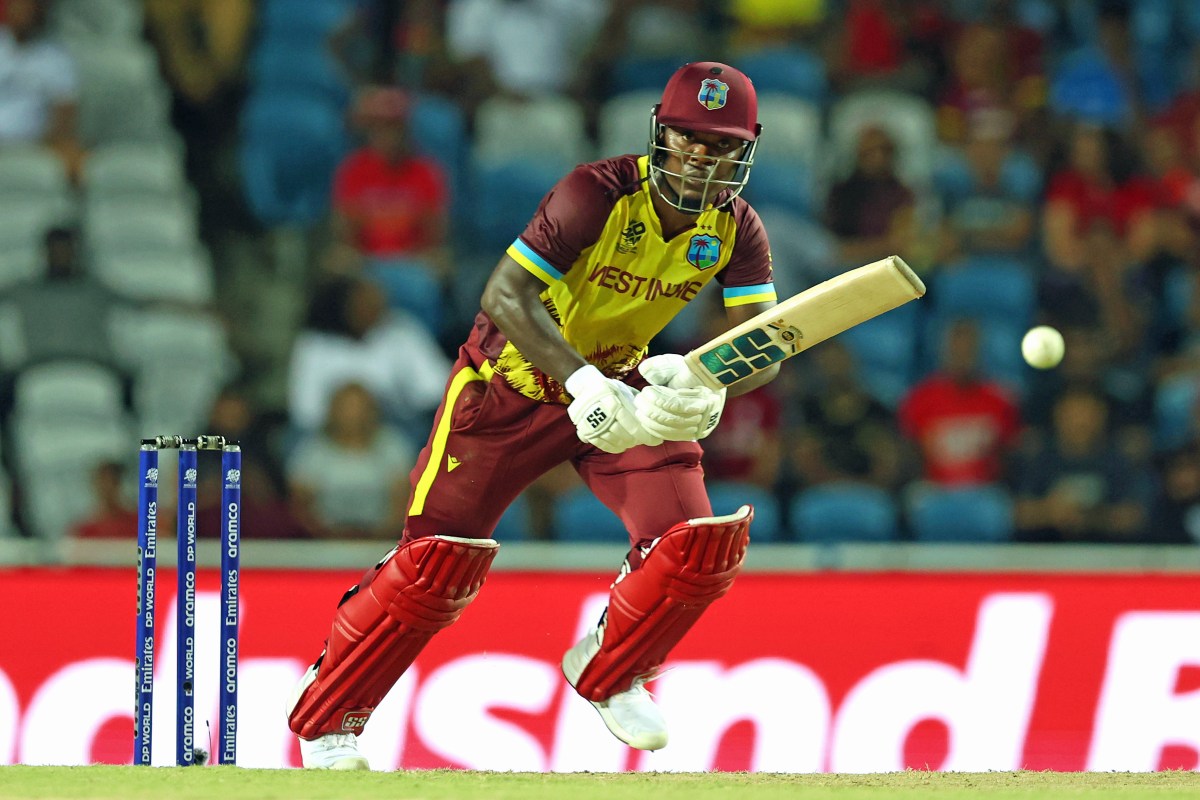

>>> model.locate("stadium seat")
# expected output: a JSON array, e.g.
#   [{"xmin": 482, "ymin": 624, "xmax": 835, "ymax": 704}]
[
  {"xmin": 248, "ymin": 41, "xmax": 350, "ymax": 104},
  {"xmin": 1162, "ymin": 264, "xmax": 1195, "ymax": 331},
  {"xmin": 0, "ymin": 247, "xmax": 45, "ymax": 292},
  {"xmin": 738, "ymin": 46, "xmax": 827, "ymax": 105},
  {"xmin": 755, "ymin": 94, "xmax": 822, "ymax": 167},
  {"xmin": 0, "ymin": 302, "xmax": 26, "ymax": 369},
  {"xmin": 84, "ymin": 142, "xmax": 189, "ymax": 202},
  {"xmin": 492, "ymin": 493, "xmax": 533, "ymax": 541},
  {"xmin": 0, "ymin": 146, "xmax": 71, "ymax": 203},
  {"xmin": 70, "ymin": 43, "xmax": 173, "ymax": 146},
  {"xmin": 363, "ymin": 259, "xmax": 444, "ymax": 335},
  {"xmin": 92, "ymin": 249, "xmax": 216, "ymax": 306},
  {"xmin": 84, "ymin": 197, "xmax": 199, "ymax": 256},
  {"xmin": 239, "ymin": 92, "xmax": 348, "ymax": 226},
  {"xmin": 743, "ymin": 94, "xmax": 821, "ymax": 216},
  {"xmin": 838, "ymin": 300, "xmax": 921, "ymax": 407},
  {"xmin": 0, "ymin": 197, "xmax": 72, "ymax": 252},
  {"xmin": 12, "ymin": 359, "xmax": 126, "ymax": 423},
  {"xmin": 551, "ymin": 485, "xmax": 628, "ymax": 543},
  {"xmin": 409, "ymin": 94, "xmax": 470, "ymax": 226},
  {"xmin": 907, "ymin": 483, "xmax": 1014, "ymax": 543},
  {"xmin": 1154, "ymin": 373, "xmax": 1200, "ymax": 451},
  {"xmin": 0, "ymin": 468, "xmax": 17, "ymax": 538},
  {"xmin": 109, "ymin": 308, "xmax": 237, "ymax": 432},
  {"xmin": 50, "ymin": 0, "xmax": 143, "ymax": 43},
  {"xmin": 706, "ymin": 480, "xmax": 784, "ymax": 542},
  {"xmin": 609, "ymin": 54, "xmax": 689, "ymax": 96},
  {"xmin": 473, "ymin": 95, "xmax": 590, "ymax": 168},
  {"xmin": 597, "ymin": 90, "xmax": 661, "ymax": 157},
  {"xmin": 790, "ymin": 483, "xmax": 900, "ymax": 542},
  {"xmin": 471, "ymin": 159, "xmax": 564, "ymax": 251},
  {"xmin": 933, "ymin": 256, "xmax": 1037, "ymax": 326},
  {"xmin": 11, "ymin": 416, "xmax": 130, "ymax": 539}
]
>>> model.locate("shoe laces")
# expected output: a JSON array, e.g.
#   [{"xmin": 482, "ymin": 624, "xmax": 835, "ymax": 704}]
[{"xmin": 318, "ymin": 733, "xmax": 358, "ymax": 750}]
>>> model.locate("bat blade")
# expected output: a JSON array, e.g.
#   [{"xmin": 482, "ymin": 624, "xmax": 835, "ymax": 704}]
[{"xmin": 683, "ymin": 255, "xmax": 926, "ymax": 390}]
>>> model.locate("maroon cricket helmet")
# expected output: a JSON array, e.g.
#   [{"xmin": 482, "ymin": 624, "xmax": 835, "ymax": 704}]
[{"xmin": 655, "ymin": 62, "xmax": 761, "ymax": 142}]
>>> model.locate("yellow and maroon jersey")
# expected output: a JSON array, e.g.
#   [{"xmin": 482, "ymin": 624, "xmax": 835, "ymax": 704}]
[{"xmin": 476, "ymin": 154, "xmax": 775, "ymax": 403}]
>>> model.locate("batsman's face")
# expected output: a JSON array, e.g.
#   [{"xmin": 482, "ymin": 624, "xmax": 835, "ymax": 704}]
[{"xmin": 660, "ymin": 127, "xmax": 744, "ymax": 200}]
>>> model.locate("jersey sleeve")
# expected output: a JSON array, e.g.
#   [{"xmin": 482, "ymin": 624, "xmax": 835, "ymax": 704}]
[
  {"xmin": 717, "ymin": 200, "xmax": 776, "ymax": 307},
  {"xmin": 507, "ymin": 163, "xmax": 617, "ymax": 285}
]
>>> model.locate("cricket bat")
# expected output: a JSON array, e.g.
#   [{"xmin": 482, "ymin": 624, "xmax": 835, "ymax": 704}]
[{"xmin": 684, "ymin": 255, "xmax": 925, "ymax": 390}]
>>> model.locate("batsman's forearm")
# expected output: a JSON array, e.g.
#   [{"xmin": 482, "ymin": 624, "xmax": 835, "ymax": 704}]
[{"xmin": 481, "ymin": 270, "xmax": 587, "ymax": 385}]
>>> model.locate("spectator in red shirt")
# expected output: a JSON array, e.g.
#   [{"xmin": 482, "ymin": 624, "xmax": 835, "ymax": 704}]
[
  {"xmin": 898, "ymin": 318, "xmax": 1021, "ymax": 485},
  {"xmin": 1042, "ymin": 123, "xmax": 1158, "ymax": 271},
  {"xmin": 328, "ymin": 86, "xmax": 450, "ymax": 273}
]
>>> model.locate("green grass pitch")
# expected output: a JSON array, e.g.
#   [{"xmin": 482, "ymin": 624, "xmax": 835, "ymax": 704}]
[{"xmin": 1, "ymin": 767, "xmax": 1198, "ymax": 800}]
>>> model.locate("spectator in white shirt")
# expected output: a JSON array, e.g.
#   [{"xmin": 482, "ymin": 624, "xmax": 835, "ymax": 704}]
[
  {"xmin": 287, "ymin": 381, "xmax": 416, "ymax": 540},
  {"xmin": 288, "ymin": 274, "xmax": 451, "ymax": 439},
  {"xmin": 0, "ymin": 0, "xmax": 84, "ymax": 180}
]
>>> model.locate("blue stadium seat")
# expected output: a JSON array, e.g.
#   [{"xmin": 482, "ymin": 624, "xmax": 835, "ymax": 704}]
[
  {"xmin": 838, "ymin": 300, "xmax": 921, "ymax": 407},
  {"xmin": 738, "ymin": 46, "xmax": 827, "ymax": 105},
  {"xmin": 1130, "ymin": 0, "xmax": 1183, "ymax": 113},
  {"xmin": 597, "ymin": 90, "xmax": 660, "ymax": 157},
  {"xmin": 609, "ymin": 55, "xmax": 688, "ymax": 96},
  {"xmin": 933, "ymin": 257, "xmax": 1036, "ymax": 326},
  {"xmin": 744, "ymin": 158, "xmax": 815, "ymax": 218},
  {"xmin": 1163, "ymin": 264, "xmax": 1194, "ymax": 330},
  {"xmin": 551, "ymin": 485, "xmax": 628, "ymax": 543},
  {"xmin": 1154, "ymin": 374, "xmax": 1200, "ymax": 451},
  {"xmin": 907, "ymin": 484, "xmax": 1014, "ymax": 542},
  {"xmin": 409, "ymin": 94, "xmax": 469, "ymax": 227},
  {"xmin": 471, "ymin": 159, "xmax": 564, "ymax": 251},
  {"xmin": 492, "ymin": 492, "xmax": 533, "ymax": 541},
  {"xmin": 239, "ymin": 92, "xmax": 347, "ymax": 225},
  {"xmin": 473, "ymin": 95, "xmax": 589, "ymax": 168},
  {"xmin": 363, "ymin": 259, "xmax": 444, "ymax": 335},
  {"xmin": 248, "ymin": 41, "xmax": 350, "ymax": 104},
  {"xmin": 705, "ymin": 480, "xmax": 783, "ymax": 542},
  {"xmin": 790, "ymin": 483, "xmax": 900, "ymax": 542}
]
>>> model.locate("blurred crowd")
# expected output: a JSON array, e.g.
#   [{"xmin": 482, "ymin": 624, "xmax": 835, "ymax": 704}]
[{"xmin": 3, "ymin": 0, "xmax": 1200, "ymax": 546}]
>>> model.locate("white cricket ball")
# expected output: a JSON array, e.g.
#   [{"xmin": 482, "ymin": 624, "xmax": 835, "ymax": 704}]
[{"xmin": 1021, "ymin": 325, "xmax": 1065, "ymax": 369}]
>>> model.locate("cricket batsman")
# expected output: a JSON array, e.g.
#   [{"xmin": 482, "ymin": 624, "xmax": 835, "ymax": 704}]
[{"xmin": 287, "ymin": 61, "xmax": 780, "ymax": 769}]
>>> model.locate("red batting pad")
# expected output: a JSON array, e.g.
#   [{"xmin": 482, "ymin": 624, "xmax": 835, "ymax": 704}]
[
  {"xmin": 289, "ymin": 535, "xmax": 498, "ymax": 738},
  {"xmin": 574, "ymin": 508, "xmax": 751, "ymax": 701}
]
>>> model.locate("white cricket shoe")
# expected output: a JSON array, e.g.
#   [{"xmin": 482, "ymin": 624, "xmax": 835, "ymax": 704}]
[
  {"xmin": 288, "ymin": 663, "xmax": 371, "ymax": 770},
  {"xmin": 561, "ymin": 626, "xmax": 668, "ymax": 751},
  {"xmin": 298, "ymin": 732, "xmax": 370, "ymax": 770}
]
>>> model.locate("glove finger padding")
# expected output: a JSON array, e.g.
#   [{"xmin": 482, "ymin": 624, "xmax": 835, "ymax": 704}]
[
  {"xmin": 638, "ymin": 353, "xmax": 703, "ymax": 390},
  {"xmin": 635, "ymin": 385, "xmax": 726, "ymax": 441}
]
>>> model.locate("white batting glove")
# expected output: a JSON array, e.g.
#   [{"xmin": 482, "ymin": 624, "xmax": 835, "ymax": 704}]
[
  {"xmin": 637, "ymin": 354, "xmax": 726, "ymax": 440},
  {"xmin": 566, "ymin": 365, "xmax": 663, "ymax": 453},
  {"xmin": 638, "ymin": 353, "xmax": 704, "ymax": 389}
]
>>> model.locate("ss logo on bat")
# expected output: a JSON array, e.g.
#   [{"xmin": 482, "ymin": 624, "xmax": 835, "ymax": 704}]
[{"xmin": 697, "ymin": 327, "xmax": 792, "ymax": 386}]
